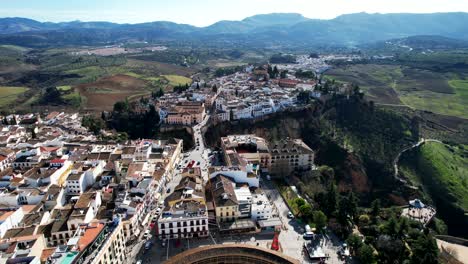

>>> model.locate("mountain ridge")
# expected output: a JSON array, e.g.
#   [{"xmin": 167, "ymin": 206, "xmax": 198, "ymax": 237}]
[{"xmin": 2, "ymin": 12, "xmax": 468, "ymax": 47}]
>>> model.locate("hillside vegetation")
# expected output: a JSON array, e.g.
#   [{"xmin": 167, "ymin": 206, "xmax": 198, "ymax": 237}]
[{"xmin": 399, "ymin": 142, "xmax": 468, "ymax": 237}]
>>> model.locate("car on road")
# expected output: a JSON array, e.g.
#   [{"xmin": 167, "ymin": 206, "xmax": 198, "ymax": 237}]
[
  {"xmin": 287, "ymin": 211, "xmax": 294, "ymax": 219},
  {"xmin": 166, "ymin": 188, "xmax": 171, "ymax": 193},
  {"xmin": 144, "ymin": 230, "xmax": 151, "ymax": 239},
  {"xmin": 196, "ymin": 161, "xmax": 200, "ymax": 166},
  {"xmin": 145, "ymin": 241, "xmax": 153, "ymax": 250}
]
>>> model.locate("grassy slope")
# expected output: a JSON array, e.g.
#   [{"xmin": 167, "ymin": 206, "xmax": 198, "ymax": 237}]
[
  {"xmin": 0, "ymin": 86, "xmax": 28, "ymax": 107},
  {"xmin": 401, "ymin": 142, "xmax": 468, "ymax": 210},
  {"xmin": 161, "ymin": 75, "xmax": 192, "ymax": 86}
]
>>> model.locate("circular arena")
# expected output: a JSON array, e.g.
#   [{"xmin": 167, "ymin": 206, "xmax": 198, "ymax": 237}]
[{"xmin": 164, "ymin": 244, "xmax": 299, "ymax": 264}]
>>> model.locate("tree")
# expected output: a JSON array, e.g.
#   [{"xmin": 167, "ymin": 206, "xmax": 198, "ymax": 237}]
[
  {"xmin": 155, "ymin": 88, "xmax": 164, "ymax": 98},
  {"xmin": 313, "ymin": 210, "xmax": 327, "ymax": 231},
  {"xmin": 324, "ymin": 183, "xmax": 337, "ymax": 216},
  {"xmin": 358, "ymin": 244, "xmax": 376, "ymax": 264},
  {"xmin": 273, "ymin": 66, "xmax": 279, "ymax": 78},
  {"xmin": 295, "ymin": 198, "xmax": 306, "ymax": 207},
  {"xmin": 411, "ymin": 234, "xmax": 438, "ymax": 264},
  {"xmin": 299, "ymin": 203, "xmax": 313, "ymax": 220},
  {"xmin": 347, "ymin": 192, "xmax": 358, "ymax": 220},
  {"xmin": 267, "ymin": 65, "xmax": 273, "ymax": 78},
  {"xmin": 113, "ymin": 101, "xmax": 128, "ymax": 113},
  {"xmin": 346, "ymin": 234, "xmax": 363, "ymax": 255},
  {"xmin": 297, "ymin": 91, "xmax": 310, "ymax": 104},
  {"xmin": 398, "ymin": 217, "xmax": 409, "ymax": 238},
  {"xmin": 371, "ymin": 199, "xmax": 381, "ymax": 218},
  {"xmin": 383, "ymin": 215, "xmax": 399, "ymax": 237},
  {"xmin": 82, "ymin": 115, "xmax": 104, "ymax": 135},
  {"xmin": 11, "ymin": 116, "xmax": 17, "ymax": 125},
  {"xmin": 280, "ymin": 70, "xmax": 287, "ymax": 79}
]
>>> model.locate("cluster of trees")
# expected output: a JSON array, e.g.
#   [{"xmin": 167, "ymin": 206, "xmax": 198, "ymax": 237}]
[
  {"xmin": 267, "ymin": 65, "xmax": 289, "ymax": 79},
  {"xmin": 293, "ymin": 198, "xmax": 328, "ymax": 231},
  {"xmin": 297, "ymin": 91, "xmax": 311, "ymax": 104},
  {"xmin": 151, "ymin": 88, "xmax": 165, "ymax": 99},
  {"xmin": 295, "ymin": 69, "xmax": 315, "ymax": 79},
  {"xmin": 39, "ymin": 87, "xmax": 63, "ymax": 105},
  {"xmin": 173, "ymin": 83, "xmax": 190, "ymax": 93},
  {"xmin": 82, "ymin": 115, "xmax": 105, "ymax": 135},
  {"xmin": 349, "ymin": 208, "xmax": 439, "ymax": 264},
  {"xmin": 270, "ymin": 53, "xmax": 296, "ymax": 64},
  {"xmin": 214, "ymin": 66, "xmax": 244, "ymax": 77},
  {"xmin": 311, "ymin": 179, "xmax": 439, "ymax": 264},
  {"xmin": 108, "ymin": 100, "xmax": 160, "ymax": 139},
  {"xmin": 2, "ymin": 116, "xmax": 17, "ymax": 125}
]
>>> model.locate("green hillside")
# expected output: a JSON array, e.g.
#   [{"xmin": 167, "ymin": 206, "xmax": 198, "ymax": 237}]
[{"xmin": 399, "ymin": 142, "xmax": 468, "ymax": 237}]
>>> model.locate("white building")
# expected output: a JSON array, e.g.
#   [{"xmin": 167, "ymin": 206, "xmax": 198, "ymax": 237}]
[
  {"xmin": 157, "ymin": 201, "xmax": 209, "ymax": 239},
  {"xmin": 234, "ymin": 187, "xmax": 252, "ymax": 218},
  {"xmin": 0, "ymin": 207, "xmax": 25, "ymax": 238},
  {"xmin": 251, "ymin": 192, "xmax": 274, "ymax": 221}
]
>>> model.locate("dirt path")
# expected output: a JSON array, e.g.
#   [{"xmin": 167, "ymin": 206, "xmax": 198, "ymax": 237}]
[
  {"xmin": 393, "ymin": 138, "xmax": 443, "ymax": 189},
  {"xmin": 437, "ymin": 239, "xmax": 468, "ymax": 264}
]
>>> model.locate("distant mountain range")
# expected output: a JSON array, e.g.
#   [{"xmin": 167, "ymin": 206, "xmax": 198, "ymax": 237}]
[{"xmin": 2, "ymin": 12, "xmax": 468, "ymax": 48}]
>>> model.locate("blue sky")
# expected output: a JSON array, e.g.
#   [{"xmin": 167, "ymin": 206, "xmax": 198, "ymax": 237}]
[{"xmin": 1, "ymin": 0, "xmax": 468, "ymax": 26}]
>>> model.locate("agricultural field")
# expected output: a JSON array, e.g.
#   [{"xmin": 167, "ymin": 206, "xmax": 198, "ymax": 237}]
[
  {"xmin": 74, "ymin": 74, "xmax": 150, "ymax": 111},
  {"xmin": 326, "ymin": 64, "xmax": 468, "ymax": 119},
  {"xmin": 0, "ymin": 86, "xmax": 28, "ymax": 107},
  {"xmin": 161, "ymin": 75, "xmax": 192, "ymax": 86}
]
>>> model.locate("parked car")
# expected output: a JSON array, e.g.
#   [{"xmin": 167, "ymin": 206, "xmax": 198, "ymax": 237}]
[
  {"xmin": 166, "ymin": 188, "xmax": 171, "ymax": 193},
  {"xmin": 144, "ymin": 230, "xmax": 151, "ymax": 239},
  {"xmin": 136, "ymin": 260, "xmax": 142, "ymax": 264},
  {"xmin": 287, "ymin": 211, "xmax": 294, "ymax": 219},
  {"xmin": 145, "ymin": 241, "xmax": 153, "ymax": 250},
  {"xmin": 162, "ymin": 239, "xmax": 166, "ymax": 247}
]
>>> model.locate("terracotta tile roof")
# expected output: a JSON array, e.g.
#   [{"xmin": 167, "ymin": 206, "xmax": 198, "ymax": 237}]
[
  {"xmin": 77, "ymin": 222, "xmax": 105, "ymax": 251},
  {"xmin": 41, "ymin": 247, "xmax": 56, "ymax": 262}
]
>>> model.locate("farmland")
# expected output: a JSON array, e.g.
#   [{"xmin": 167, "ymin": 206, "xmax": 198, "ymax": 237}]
[
  {"xmin": 0, "ymin": 86, "xmax": 28, "ymax": 107},
  {"xmin": 326, "ymin": 64, "xmax": 468, "ymax": 119},
  {"xmin": 75, "ymin": 74, "xmax": 150, "ymax": 111},
  {"xmin": 161, "ymin": 75, "xmax": 192, "ymax": 86}
]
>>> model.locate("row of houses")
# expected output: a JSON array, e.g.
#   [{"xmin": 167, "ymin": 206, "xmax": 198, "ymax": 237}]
[{"xmin": 0, "ymin": 112, "xmax": 183, "ymax": 264}]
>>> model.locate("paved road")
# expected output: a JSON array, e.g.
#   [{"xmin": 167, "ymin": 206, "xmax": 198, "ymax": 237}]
[{"xmin": 262, "ymin": 179, "xmax": 345, "ymax": 264}]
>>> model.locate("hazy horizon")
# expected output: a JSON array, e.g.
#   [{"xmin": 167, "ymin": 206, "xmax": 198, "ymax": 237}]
[{"xmin": 1, "ymin": 0, "xmax": 467, "ymax": 27}]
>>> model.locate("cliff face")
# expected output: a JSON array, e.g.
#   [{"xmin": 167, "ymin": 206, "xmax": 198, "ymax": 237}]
[{"xmin": 205, "ymin": 96, "xmax": 422, "ymax": 201}]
